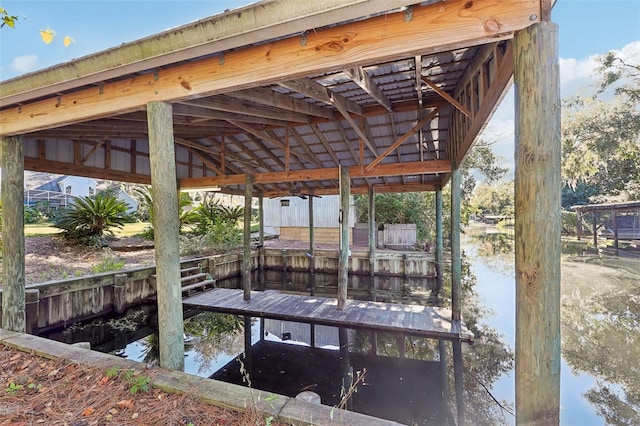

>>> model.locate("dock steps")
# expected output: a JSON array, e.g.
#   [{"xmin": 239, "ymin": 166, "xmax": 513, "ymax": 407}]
[{"xmin": 149, "ymin": 265, "xmax": 216, "ymax": 296}]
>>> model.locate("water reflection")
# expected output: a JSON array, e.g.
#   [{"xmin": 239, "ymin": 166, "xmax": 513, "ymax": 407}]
[{"xmin": 466, "ymin": 224, "xmax": 640, "ymax": 424}]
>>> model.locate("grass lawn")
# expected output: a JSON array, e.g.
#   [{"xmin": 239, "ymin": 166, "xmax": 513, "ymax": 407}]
[{"xmin": 24, "ymin": 222, "xmax": 151, "ymax": 237}]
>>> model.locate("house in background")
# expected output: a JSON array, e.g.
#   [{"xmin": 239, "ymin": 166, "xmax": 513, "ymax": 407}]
[
  {"xmin": 263, "ymin": 195, "xmax": 356, "ymax": 244},
  {"xmin": 33, "ymin": 175, "xmax": 138, "ymax": 214},
  {"xmin": 36, "ymin": 175, "xmax": 97, "ymax": 198}
]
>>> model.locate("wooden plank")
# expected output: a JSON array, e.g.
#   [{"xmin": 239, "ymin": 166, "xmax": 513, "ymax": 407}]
[
  {"xmin": 345, "ymin": 66, "xmax": 393, "ymax": 112},
  {"xmin": 227, "ymin": 87, "xmax": 335, "ymax": 120},
  {"xmin": 183, "ymin": 288, "xmax": 473, "ymax": 341},
  {"xmin": 422, "ymin": 77, "xmax": 471, "ymax": 118},
  {"xmin": 279, "ymin": 78, "xmax": 363, "ymax": 116},
  {"xmin": 338, "ymin": 165, "xmax": 350, "ymax": 310},
  {"xmin": 181, "ymin": 96, "xmax": 311, "ymax": 123},
  {"xmin": 243, "ymin": 175, "xmax": 253, "ymax": 301},
  {"xmin": 0, "ymin": 0, "xmax": 540, "ymax": 136}
]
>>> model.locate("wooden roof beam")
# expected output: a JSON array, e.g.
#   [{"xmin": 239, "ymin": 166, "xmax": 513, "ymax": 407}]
[
  {"xmin": 180, "ymin": 96, "xmax": 311, "ymax": 124},
  {"xmin": 1, "ymin": 0, "xmax": 539, "ymax": 136},
  {"xmin": 180, "ymin": 159, "xmax": 450, "ymax": 188},
  {"xmin": 173, "ymin": 103, "xmax": 290, "ymax": 127},
  {"xmin": 279, "ymin": 78, "xmax": 363, "ymax": 116},
  {"xmin": 263, "ymin": 181, "xmax": 440, "ymax": 197},
  {"xmin": 345, "ymin": 66, "xmax": 393, "ymax": 112},
  {"xmin": 226, "ymin": 88, "xmax": 335, "ymax": 120}
]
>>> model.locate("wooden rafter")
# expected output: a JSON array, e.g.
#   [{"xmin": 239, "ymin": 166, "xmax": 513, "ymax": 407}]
[
  {"xmin": 344, "ymin": 67, "xmax": 393, "ymax": 112},
  {"xmin": 81, "ymin": 140, "xmax": 106, "ymax": 164},
  {"xmin": 180, "ymin": 96, "xmax": 311, "ymax": 124},
  {"xmin": 330, "ymin": 93, "xmax": 378, "ymax": 156},
  {"xmin": 174, "ymin": 103, "xmax": 290, "ymax": 127},
  {"xmin": 366, "ymin": 107, "xmax": 439, "ymax": 171},
  {"xmin": 421, "ymin": 77, "xmax": 471, "ymax": 118},
  {"xmin": 310, "ymin": 124, "xmax": 341, "ymax": 166},
  {"xmin": 263, "ymin": 181, "xmax": 440, "ymax": 197},
  {"xmin": 226, "ymin": 88, "xmax": 334, "ymax": 120},
  {"xmin": 279, "ymin": 78, "xmax": 363, "ymax": 116},
  {"xmin": 227, "ymin": 120, "xmax": 319, "ymax": 167}
]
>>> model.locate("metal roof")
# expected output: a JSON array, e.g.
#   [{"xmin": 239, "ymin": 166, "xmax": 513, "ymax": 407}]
[{"xmin": 0, "ymin": 0, "xmax": 548, "ymax": 197}]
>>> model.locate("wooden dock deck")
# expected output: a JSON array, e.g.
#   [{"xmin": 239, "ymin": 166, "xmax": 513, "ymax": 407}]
[{"xmin": 183, "ymin": 289, "xmax": 473, "ymax": 342}]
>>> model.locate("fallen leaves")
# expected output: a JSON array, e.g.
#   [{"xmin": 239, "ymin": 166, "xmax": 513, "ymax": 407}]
[{"xmin": 0, "ymin": 343, "xmax": 282, "ymax": 425}]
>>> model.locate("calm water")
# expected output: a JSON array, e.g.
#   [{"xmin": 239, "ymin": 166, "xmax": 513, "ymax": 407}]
[
  {"xmin": 465, "ymin": 224, "xmax": 640, "ymax": 425},
  {"xmin": 47, "ymin": 226, "xmax": 639, "ymax": 424}
]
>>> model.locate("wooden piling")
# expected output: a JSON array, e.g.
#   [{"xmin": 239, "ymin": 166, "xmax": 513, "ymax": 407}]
[
  {"xmin": 435, "ymin": 187, "xmax": 444, "ymax": 298},
  {"xmin": 450, "ymin": 168, "xmax": 461, "ymax": 322},
  {"xmin": 338, "ymin": 165, "xmax": 350, "ymax": 310},
  {"xmin": 243, "ymin": 175, "xmax": 253, "ymax": 301},
  {"xmin": 258, "ymin": 193, "xmax": 265, "ymax": 291},
  {"xmin": 613, "ymin": 211, "xmax": 619, "ymax": 256},
  {"xmin": 514, "ymin": 21, "xmax": 561, "ymax": 424},
  {"xmin": 1, "ymin": 135, "xmax": 25, "ymax": 333},
  {"xmin": 309, "ymin": 195, "xmax": 315, "ymax": 276},
  {"xmin": 147, "ymin": 101, "xmax": 184, "ymax": 371},
  {"xmin": 368, "ymin": 186, "xmax": 376, "ymax": 281}
]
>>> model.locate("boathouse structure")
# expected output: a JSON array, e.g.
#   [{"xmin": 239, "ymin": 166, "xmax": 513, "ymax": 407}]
[{"xmin": 1, "ymin": 0, "xmax": 561, "ymax": 423}]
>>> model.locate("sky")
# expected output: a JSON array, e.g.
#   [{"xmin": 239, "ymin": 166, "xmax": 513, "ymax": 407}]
[{"xmin": 0, "ymin": 0, "xmax": 639, "ymax": 174}]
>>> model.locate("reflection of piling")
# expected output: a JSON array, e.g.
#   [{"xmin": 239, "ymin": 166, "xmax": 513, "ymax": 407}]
[
  {"xmin": 243, "ymin": 315, "xmax": 253, "ymax": 376},
  {"xmin": 339, "ymin": 327, "xmax": 352, "ymax": 410},
  {"xmin": 452, "ymin": 340, "xmax": 464, "ymax": 426},
  {"xmin": 438, "ymin": 339, "xmax": 448, "ymax": 400}
]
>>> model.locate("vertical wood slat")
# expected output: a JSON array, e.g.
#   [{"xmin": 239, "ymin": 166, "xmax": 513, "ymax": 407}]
[
  {"xmin": 338, "ymin": 165, "xmax": 350, "ymax": 310},
  {"xmin": 1, "ymin": 135, "xmax": 25, "ymax": 332},
  {"xmin": 147, "ymin": 101, "xmax": 184, "ymax": 371},
  {"xmin": 514, "ymin": 21, "xmax": 561, "ymax": 425}
]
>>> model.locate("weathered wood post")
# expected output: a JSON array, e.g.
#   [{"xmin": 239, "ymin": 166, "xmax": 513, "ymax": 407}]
[
  {"xmin": 308, "ymin": 194, "xmax": 316, "ymax": 293},
  {"xmin": 514, "ymin": 21, "xmax": 561, "ymax": 424},
  {"xmin": 338, "ymin": 165, "xmax": 350, "ymax": 310},
  {"xmin": 450, "ymin": 167, "xmax": 464, "ymax": 426},
  {"xmin": 243, "ymin": 175, "xmax": 253, "ymax": 301},
  {"xmin": 1, "ymin": 135, "xmax": 25, "ymax": 332},
  {"xmin": 368, "ymin": 187, "xmax": 376, "ymax": 295},
  {"xmin": 258, "ymin": 193, "xmax": 265, "ymax": 290},
  {"xmin": 451, "ymin": 169, "xmax": 461, "ymax": 321},
  {"xmin": 576, "ymin": 211, "xmax": 582, "ymax": 241},
  {"xmin": 613, "ymin": 211, "xmax": 619, "ymax": 256},
  {"xmin": 243, "ymin": 315, "xmax": 253, "ymax": 375},
  {"xmin": 435, "ymin": 187, "xmax": 444, "ymax": 299},
  {"xmin": 147, "ymin": 101, "xmax": 184, "ymax": 371},
  {"xmin": 592, "ymin": 213, "xmax": 598, "ymax": 249}
]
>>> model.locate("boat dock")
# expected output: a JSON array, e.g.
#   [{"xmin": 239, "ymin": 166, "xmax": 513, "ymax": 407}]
[{"xmin": 183, "ymin": 288, "xmax": 473, "ymax": 342}]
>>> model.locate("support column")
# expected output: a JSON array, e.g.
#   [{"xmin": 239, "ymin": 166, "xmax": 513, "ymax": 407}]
[
  {"xmin": 113, "ymin": 273, "xmax": 128, "ymax": 315},
  {"xmin": 576, "ymin": 211, "xmax": 582, "ymax": 241},
  {"xmin": 147, "ymin": 101, "xmax": 184, "ymax": 371},
  {"xmin": 309, "ymin": 195, "xmax": 316, "ymax": 293},
  {"xmin": 613, "ymin": 211, "xmax": 619, "ymax": 256},
  {"xmin": 258, "ymin": 193, "xmax": 265, "ymax": 291},
  {"xmin": 368, "ymin": 187, "xmax": 376, "ymax": 294},
  {"xmin": 435, "ymin": 187, "xmax": 444, "ymax": 300},
  {"xmin": 1, "ymin": 135, "xmax": 25, "ymax": 332},
  {"xmin": 450, "ymin": 168, "xmax": 461, "ymax": 322},
  {"xmin": 514, "ymin": 21, "xmax": 561, "ymax": 424},
  {"xmin": 243, "ymin": 175, "xmax": 253, "ymax": 300},
  {"xmin": 338, "ymin": 165, "xmax": 350, "ymax": 310},
  {"xmin": 592, "ymin": 213, "xmax": 598, "ymax": 249},
  {"xmin": 25, "ymin": 289, "xmax": 40, "ymax": 334}
]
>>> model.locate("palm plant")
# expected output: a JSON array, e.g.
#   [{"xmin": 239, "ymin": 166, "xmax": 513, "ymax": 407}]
[
  {"xmin": 133, "ymin": 186, "xmax": 196, "ymax": 234},
  {"xmin": 53, "ymin": 192, "xmax": 128, "ymax": 241}
]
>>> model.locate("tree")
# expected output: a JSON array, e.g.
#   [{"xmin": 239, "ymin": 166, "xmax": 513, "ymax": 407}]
[{"xmin": 562, "ymin": 53, "xmax": 640, "ymax": 202}]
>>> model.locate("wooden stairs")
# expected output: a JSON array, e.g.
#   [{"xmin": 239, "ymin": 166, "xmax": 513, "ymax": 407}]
[{"xmin": 149, "ymin": 262, "xmax": 217, "ymax": 296}]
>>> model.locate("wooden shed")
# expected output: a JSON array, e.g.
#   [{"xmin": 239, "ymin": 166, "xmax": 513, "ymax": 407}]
[{"xmin": 1, "ymin": 1, "xmax": 561, "ymax": 423}]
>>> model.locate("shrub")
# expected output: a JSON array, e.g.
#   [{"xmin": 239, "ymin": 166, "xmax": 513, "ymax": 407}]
[{"xmin": 53, "ymin": 192, "xmax": 128, "ymax": 243}]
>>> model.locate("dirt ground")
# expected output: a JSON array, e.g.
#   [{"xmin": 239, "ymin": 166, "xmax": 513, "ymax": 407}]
[
  {"xmin": 0, "ymin": 344, "xmax": 281, "ymax": 425},
  {"xmin": 20, "ymin": 236, "xmax": 158, "ymax": 285}
]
